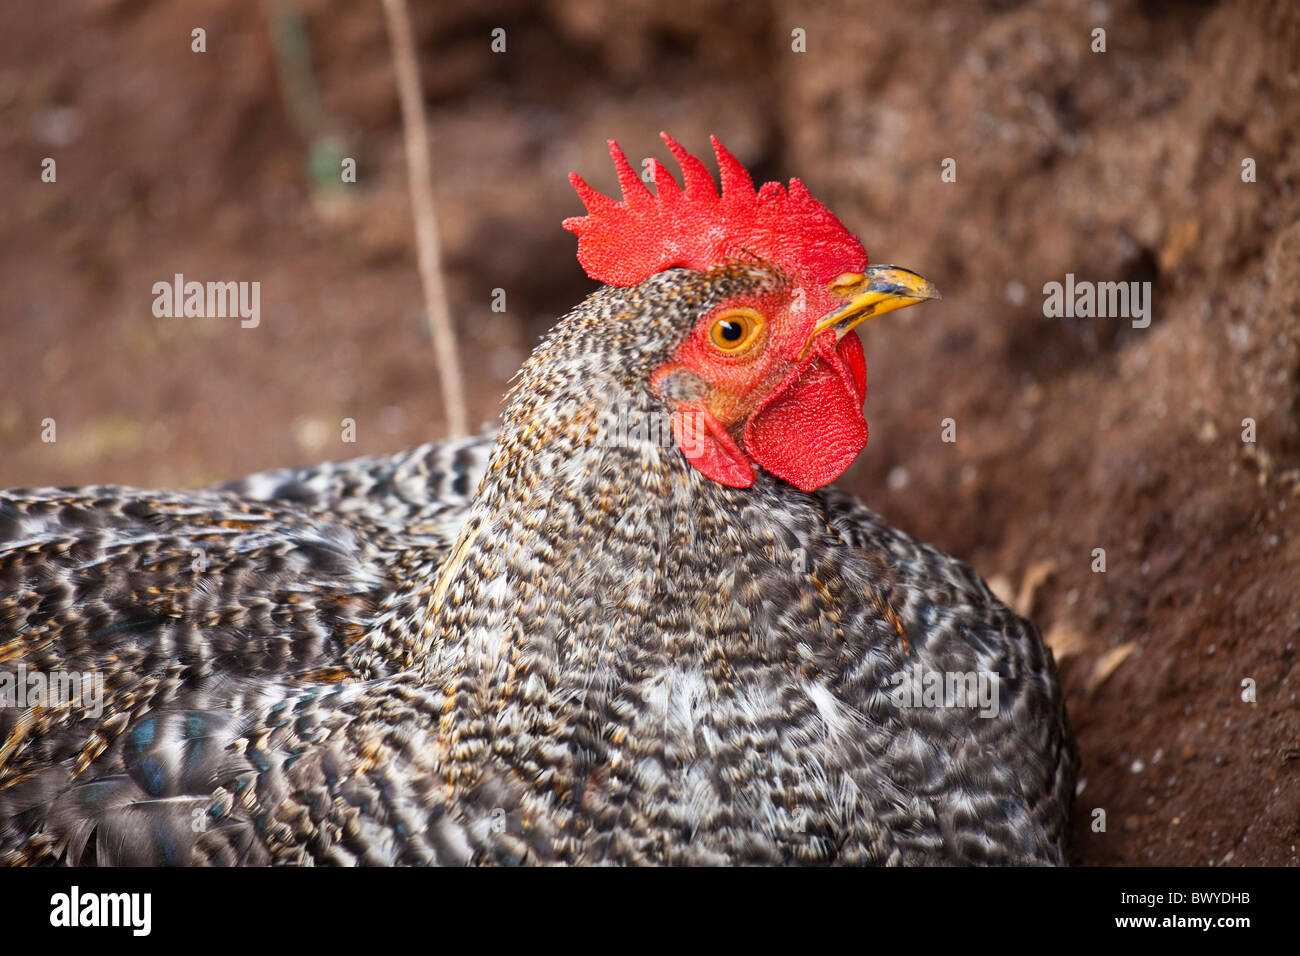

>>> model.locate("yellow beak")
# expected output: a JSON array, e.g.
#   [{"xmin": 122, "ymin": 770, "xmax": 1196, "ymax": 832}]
[{"xmin": 802, "ymin": 265, "xmax": 941, "ymax": 356}]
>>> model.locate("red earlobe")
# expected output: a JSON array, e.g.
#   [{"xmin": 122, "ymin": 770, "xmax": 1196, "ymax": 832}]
[{"xmin": 671, "ymin": 405, "xmax": 755, "ymax": 488}]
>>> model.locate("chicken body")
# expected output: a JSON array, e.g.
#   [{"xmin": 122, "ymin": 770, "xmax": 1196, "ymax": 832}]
[{"xmin": 0, "ymin": 263, "xmax": 1075, "ymax": 865}]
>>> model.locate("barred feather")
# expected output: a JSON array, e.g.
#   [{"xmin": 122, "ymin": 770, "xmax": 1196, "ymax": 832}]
[{"xmin": 1, "ymin": 264, "xmax": 1074, "ymax": 866}]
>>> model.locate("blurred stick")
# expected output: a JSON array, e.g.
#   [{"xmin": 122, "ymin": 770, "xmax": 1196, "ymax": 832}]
[{"xmin": 381, "ymin": 0, "xmax": 468, "ymax": 436}]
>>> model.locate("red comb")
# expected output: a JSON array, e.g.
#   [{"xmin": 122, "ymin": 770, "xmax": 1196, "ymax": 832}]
[{"xmin": 563, "ymin": 133, "xmax": 867, "ymax": 287}]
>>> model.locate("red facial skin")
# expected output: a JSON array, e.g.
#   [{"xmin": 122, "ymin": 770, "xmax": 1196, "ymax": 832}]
[{"xmin": 651, "ymin": 287, "xmax": 869, "ymax": 493}]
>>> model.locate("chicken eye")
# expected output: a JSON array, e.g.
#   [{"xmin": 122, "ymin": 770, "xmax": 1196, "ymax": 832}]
[{"xmin": 707, "ymin": 308, "xmax": 765, "ymax": 353}]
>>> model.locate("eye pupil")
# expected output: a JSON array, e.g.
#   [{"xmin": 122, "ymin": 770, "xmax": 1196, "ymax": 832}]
[{"xmin": 708, "ymin": 309, "xmax": 764, "ymax": 352}]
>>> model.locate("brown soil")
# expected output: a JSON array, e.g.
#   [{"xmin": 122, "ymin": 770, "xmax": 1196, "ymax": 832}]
[{"xmin": 2, "ymin": 0, "xmax": 1297, "ymax": 865}]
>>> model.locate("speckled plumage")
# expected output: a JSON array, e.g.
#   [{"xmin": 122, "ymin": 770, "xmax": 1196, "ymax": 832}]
[{"xmin": 1, "ymin": 262, "xmax": 1076, "ymax": 865}]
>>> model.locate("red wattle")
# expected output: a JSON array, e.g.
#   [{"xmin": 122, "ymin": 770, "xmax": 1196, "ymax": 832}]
[
  {"xmin": 838, "ymin": 330, "xmax": 867, "ymax": 403},
  {"xmin": 671, "ymin": 405, "xmax": 755, "ymax": 488},
  {"xmin": 743, "ymin": 341, "xmax": 868, "ymax": 493}
]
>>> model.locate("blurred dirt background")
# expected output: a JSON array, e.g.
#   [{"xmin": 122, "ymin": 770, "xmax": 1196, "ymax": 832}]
[{"xmin": 2, "ymin": 0, "xmax": 1298, "ymax": 864}]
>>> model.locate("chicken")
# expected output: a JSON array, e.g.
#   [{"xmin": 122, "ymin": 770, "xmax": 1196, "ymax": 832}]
[{"xmin": 0, "ymin": 133, "xmax": 1076, "ymax": 865}]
